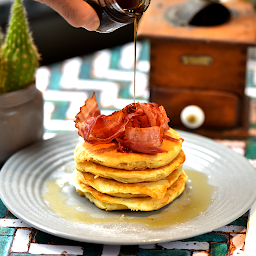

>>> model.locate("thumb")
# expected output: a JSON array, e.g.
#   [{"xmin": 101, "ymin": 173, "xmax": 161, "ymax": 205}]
[{"xmin": 35, "ymin": 0, "xmax": 100, "ymax": 31}]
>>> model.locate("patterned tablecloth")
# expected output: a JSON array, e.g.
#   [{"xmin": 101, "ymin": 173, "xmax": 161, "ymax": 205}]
[{"xmin": 1, "ymin": 40, "xmax": 256, "ymax": 256}]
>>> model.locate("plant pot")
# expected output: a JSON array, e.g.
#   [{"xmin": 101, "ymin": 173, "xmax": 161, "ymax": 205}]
[{"xmin": 0, "ymin": 84, "xmax": 44, "ymax": 165}]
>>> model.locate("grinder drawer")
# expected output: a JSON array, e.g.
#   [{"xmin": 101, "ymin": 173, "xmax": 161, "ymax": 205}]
[{"xmin": 150, "ymin": 87, "xmax": 240, "ymax": 129}]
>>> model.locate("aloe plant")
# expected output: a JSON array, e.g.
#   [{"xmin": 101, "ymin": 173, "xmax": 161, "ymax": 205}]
[{"xmin": 0, "ymin": 0, "xmax": 40, "ymax": 94}]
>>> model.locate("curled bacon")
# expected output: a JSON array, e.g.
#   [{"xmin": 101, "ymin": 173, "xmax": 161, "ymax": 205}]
[
  {"xmin": 117, "ymin": 126, "xmax": 165, "ymax": 154},
  {"xmin": 75, "ymin": 93, "xmax": 182, "ymax": 154}
]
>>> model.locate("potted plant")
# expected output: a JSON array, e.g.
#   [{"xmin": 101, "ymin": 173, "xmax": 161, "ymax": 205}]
[{"xmin": 0, "ymin": 0, "xmax": 44, "ymax": 165}]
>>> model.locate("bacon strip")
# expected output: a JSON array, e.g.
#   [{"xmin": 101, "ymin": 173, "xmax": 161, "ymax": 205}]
[
  {"xmin": 163, "ymin": 134, "xmax": 181, "ymax": 142},
  {"xmin": 125, "ymin": 126, "xmax": 162, "ymax": 146},
  {"xmin": 81, "ymin": 112, "xmax": 140, "ymax": 144},
  {"xmin": 75, "ymin": 94, "xmax": 182, "ymax": 154},
  {"xmin": 75, "ymin": 93, "xmax": 100, "ymax": 122},
  {"xmin": 118, "ymin": 139, "xmax": 167, "ymax": 154}
]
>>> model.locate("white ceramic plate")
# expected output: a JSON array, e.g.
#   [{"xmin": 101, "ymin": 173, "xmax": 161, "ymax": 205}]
[{"xmin": 0, "ymin": 131, "xmax": 256, "ymax": 245}]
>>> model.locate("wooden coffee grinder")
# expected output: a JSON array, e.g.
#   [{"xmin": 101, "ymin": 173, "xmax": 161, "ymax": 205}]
[{"xmin": 138, "ymin": 0, "xmax": 256, "ymax": 138}]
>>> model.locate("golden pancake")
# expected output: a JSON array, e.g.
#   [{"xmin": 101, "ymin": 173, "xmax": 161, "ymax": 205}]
[
  {"xmin": 73, "ymin": 171, "xmax": 188, "ymax": 211},
  {"xmin": 74, "ymin": 128, "xmax": 183, "ymax": 170},
  {"xmin": 75, "ymin": 150, "xmax": 185, "ymax": 183},
  {"xmin": 76, "ymin": 166, "xmax": 183, "ymax": 199},
  {"xmin": 104, "ymin": 193, "xmax": 148, "ymax": 198}
]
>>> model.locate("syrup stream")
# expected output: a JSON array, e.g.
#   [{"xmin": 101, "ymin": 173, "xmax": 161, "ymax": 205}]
[{"xmin": 133, "ymin": 15, "xmax": 138, "ymax": 103}]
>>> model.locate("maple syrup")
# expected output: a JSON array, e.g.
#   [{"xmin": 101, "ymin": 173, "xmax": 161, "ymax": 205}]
[
  {"xmin": 43, "ymin": 168, "xmax": 216, "ymax": 228},
  {"xmin": 134, "ymin": 15, "xmax": 139, "ymax": 103}
]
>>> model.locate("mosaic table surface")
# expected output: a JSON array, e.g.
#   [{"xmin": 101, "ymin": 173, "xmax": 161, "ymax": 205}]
[{"xmin": 1, "ymin": 40, "xmax": 256, "ymax": 256}]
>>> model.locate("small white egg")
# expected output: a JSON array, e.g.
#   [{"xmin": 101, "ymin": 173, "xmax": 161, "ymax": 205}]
[{"xmin": 180, "ymin": 105, "xmax": 205, "ymax": 129}]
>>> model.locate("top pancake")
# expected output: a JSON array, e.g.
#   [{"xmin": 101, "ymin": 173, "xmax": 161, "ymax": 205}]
[{"xmin": 74, "ymin": 128, "xmax": 183, "ymax": 170}]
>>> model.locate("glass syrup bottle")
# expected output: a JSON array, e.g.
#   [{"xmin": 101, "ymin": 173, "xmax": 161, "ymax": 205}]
[{"xmin": 85, "ymin": 0, "xmax": 151, "ymax": 33}]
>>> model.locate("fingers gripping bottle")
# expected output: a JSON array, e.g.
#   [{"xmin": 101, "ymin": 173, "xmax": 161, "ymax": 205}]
[{"xmin": 85, "ymin": 0, "xmax": 151, "ymax": 33}]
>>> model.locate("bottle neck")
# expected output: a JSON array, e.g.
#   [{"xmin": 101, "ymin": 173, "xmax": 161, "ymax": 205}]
[{"xmin": 89, "ymin": 0, "xmax": 151, "ymax": 32}]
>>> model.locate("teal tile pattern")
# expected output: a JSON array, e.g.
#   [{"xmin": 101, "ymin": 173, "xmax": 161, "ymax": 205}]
[
  {"xmin": 0, "ymin": 199, "xmax": 7, "ymax": 218},
  {"xmin": 83, "ymin": 244, "xmax": 103, "ymax": 256},
  {"xmin": 139, "ymin": 41, "xmax": 150, "ymax": 61},
  {"xmin": 246, "ymin": 69, "xmax": 254, "ymax": 88},
  {"xmin": 0, "ymin": 236, "xmax": 13, "ymax": 256},
  {"xmin": 229, "ymin": 217, "xmax": 248, "ymax": 226},
  {"xmin": 80, "ymin": 55, "xmax": 94, "ymax": 80},
  {"xmin": 6, "ymin": 210, "xmax": 18, "ymax": 219},
  {"xmin": 110, "ymin": 45, "xmax": 122, "ymax": 69},
  {"xmin": 47, "ymin": 64, "xmax": 62, "ymax": 90},
  {"xmin": 0, "ymin": 227, "xmax": 15, "ymax": 236},
  {"xmin": 51, "ymin": 101, "xmax": 70, "ymax": 120},
  {"xmin": 183, "ymin": 232, "xmax": 228, "ymax": 243},
  {"xmin": 210, "ymin": 243, "xmax": 228, "ymax": 256},
  {"xmin": 246, "ymin": 138, "xmax": 256, "ymax": 159},
  {"xmin": 1, "ymin": 40, "xmax": 256, "ymax": 256}
]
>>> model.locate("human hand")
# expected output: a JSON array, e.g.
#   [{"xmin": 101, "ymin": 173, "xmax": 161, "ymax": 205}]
[{"xmin": 35, "ymin": 0, "xmax": 100, "ymax": 31}]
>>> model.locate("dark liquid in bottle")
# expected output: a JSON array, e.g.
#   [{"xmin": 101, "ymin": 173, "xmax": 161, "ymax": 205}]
[{"xmin": 119, "ymin": 0, "xmax": 146, "ymax": 14}]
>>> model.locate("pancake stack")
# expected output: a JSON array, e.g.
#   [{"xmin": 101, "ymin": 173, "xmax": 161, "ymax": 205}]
[{"xmin": 72, "ymin": 127, "xmax": 187, "ymax": 211}]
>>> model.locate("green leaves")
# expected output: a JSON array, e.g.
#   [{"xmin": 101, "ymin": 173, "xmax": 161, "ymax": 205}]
[{"xmin": 0, "ymin": 0, "xmax": 39, "ymax": 94}]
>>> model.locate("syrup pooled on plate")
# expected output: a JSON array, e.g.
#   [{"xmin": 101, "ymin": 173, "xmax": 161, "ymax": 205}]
[{"xmin": 43, "ymin": 168, "xmax": 215, "ymax": 228}]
